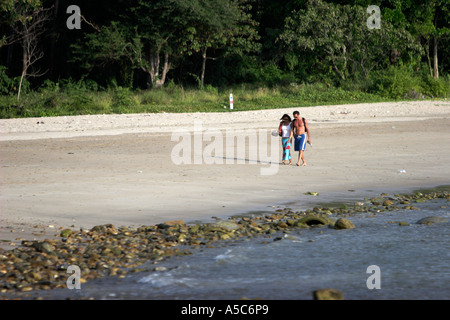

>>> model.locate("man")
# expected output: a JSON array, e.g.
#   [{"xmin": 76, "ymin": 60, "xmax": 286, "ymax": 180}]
[{"xmin": 290, "ymin": 110, "xmax": 311, "ymax": 166}]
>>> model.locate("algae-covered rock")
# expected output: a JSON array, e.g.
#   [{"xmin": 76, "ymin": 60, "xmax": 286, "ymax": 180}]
[
  {"xmin": 416, "ymin": 216, "xmax": 448, "ymax": 225},
  {"xmin": 164, "ymin": 220, "xmax": 185, "ymax": 226},
  {"xmin": 296, "ymin": 215, "xmax": 333, "ymax": 227},
  {"xmin": 334, "ymin": 218, "xmax": 355, "ymax": 230},
  {"xmin": 212, "ymin": 220, "xmax": 240, "ymax": 231},
  {"xmin": 189, "ymin": 224, "xmax": 200, "ymax": 233},
  {"xmin": 313, "ymin": 288, "xmax": 344, "ymax": 300},
  {"xmin": 383, "ymin": 200, "xmax": 394, "ymax": 206},
  {"xmin": 60, "ymin": 229, "xmax": 73, "ymax": 238},
  {"xmin": 277, "ymin": 221, "xmax": 288, "ymax": 228}
]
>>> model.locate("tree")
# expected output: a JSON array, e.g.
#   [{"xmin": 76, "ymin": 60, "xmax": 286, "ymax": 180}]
[
  {"xmin": 1, "ymin": 0, "xmax": 53, "ymax": 102},
  {"xmin": 72, "ymin": 0, "xmax": 195, "ymax": 88},
  {"xmin": 181, "ymin": 0, "xmax": 260, "ymax": 88},
  {"xmin": 279, "ymin": 0, "xmax": 355, "ymax": 81},
  {"xmin": 407, "ymin": 0, "xmax": 450, "ymax": 79},
  {"xmin": 278, "ymin": 0, "xmax": 419, "ymax": 81}
]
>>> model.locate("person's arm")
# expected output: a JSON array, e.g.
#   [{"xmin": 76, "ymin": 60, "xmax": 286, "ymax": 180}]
[
  {"xmin": 304, "ymin": 119, "xmax": 311, "ymax": 144},
  {"xmin": 289, "ymin": 122, "xmax": 294, "ymax": 142}
]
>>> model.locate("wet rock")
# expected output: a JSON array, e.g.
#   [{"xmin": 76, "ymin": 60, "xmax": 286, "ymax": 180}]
[
  {"xmin": 220, "ymin": 234, "xmax": 231, "ymax": 240},
  {"xmin": 334, "ymin": 218, "xmax": 355, "ymax": 230},
  {"xmin": 156, "ymin": 223, "xmax": 171, "ymax": 230},
  {"xmin": 416, "ymin": 216, "xmax": 448, "ymax": 225},
  {"xmin": 164, "ymin": 220, "xmax": 185, "ymax": 226},
  {"xmin": 90, "ymin": 225, "xmax": 106, "ymax": 232},
  {"xmin": 111, "ymin": 246, "xmax": 122, "ymax": 256},
  {"xmin": 1, "ymin": 190, "xmax": 447, "ymax": 296},
  {"xmin": 154, "ymin": 266, "xmax": 167, "ymax": 272},
  {"xmin": 296, "ymin": 215, "xmax": 333, "ymax": 227},
  {"xmin": 212, "ymin": 220, "xmax": 240, "ymax": 231},
  {"xmin": 383, "ymin": 200, "xmax": 394, "ymax": 207},
  {"xmin": 189, "ymin": 224, "xmax": 200, "ymax": 233},
  {"xmin": 286, "ymin": 219, "xmax": 296, "ymax": 226},
  {"xmin": 277, "ymin": 221, "xmax": 288, "ymax": 228},
  {"xmin": 32, "ymin": 241, "xmax": 55, "ymax": 254},
  {"xmin": 60, "ymin": 229, "xmax": 73, "ymax": 238},
  {"xmin": 313, "ymin": 288, "xmax": 344, "ymax": 300}
]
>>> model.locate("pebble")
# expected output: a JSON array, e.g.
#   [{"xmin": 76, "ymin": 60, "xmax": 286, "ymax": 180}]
[{"xmin": 0, "ymin": 190, "xmax": 447, "ymax": 298}]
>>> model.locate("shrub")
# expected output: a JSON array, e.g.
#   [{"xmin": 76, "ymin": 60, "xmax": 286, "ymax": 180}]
[
  {"xmin": 258, "ymin": 63, "xmax": 284, "ymax": 87},
  {"xmin": 421, "ymin": 76, "xmax": 450, "ymax": 98},
  {"xmin": 111, "ymin": 86, "xmax": 139, "ymax": 112},
  {"xmin": 370, "ymin": 65, "xmax": 423, "ymax": 99},
  {"xmin": 0, "ymin": 66, "xmax": 14, "ymax": 95}
]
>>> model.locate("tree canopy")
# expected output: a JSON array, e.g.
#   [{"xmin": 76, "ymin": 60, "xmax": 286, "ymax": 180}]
[{"xmin": 1, "ymin": 0, "xmax": 449, "ymax": 92}]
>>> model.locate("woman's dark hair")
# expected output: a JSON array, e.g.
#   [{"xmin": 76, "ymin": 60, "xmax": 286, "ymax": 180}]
[{"xmin": 280, "ymin": 114, "xmax": 291, "ymax": 121}]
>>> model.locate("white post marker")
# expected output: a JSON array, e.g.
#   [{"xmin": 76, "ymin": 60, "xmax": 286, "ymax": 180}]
[{"xmin": 229, "ymin": 93, "xmax": 233, "ymax": 110}]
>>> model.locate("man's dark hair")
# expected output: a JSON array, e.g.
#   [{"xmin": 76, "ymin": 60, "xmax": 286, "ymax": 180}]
[{"xmin": 293, "ymin": 111, "xmax": 299, "ymax": 116}]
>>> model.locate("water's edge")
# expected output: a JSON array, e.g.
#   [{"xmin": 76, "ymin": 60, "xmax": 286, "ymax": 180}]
[{"xmin": 1, "ymin": 185, "xmax": 449, "ymax": 300}]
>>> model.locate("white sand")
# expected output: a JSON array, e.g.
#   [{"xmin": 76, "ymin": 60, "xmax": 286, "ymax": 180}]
[
  {"xmin": 0, "ymin": 100, "xmax": 449, "ymax": 249},
  {"xmin": 0, "ymin": 100, "xmax": 448, "ymax": 140}
]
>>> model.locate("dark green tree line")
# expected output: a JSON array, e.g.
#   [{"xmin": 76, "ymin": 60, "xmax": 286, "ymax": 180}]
[{"xmin": 1, "ymin": 0, "xmax": 449, "ymax": 94}]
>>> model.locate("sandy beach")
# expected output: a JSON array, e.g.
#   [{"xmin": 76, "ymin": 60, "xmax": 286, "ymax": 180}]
[{"xmin": 1, "ymin": 100, "xmax": 449, "ymax": 250}]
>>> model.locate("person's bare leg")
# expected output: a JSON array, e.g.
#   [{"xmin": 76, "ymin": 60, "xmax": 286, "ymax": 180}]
[
  {"xmin": 296, "ymin": 151, "xmax": 302, "ymax": 166},
  {"xmin": 301, "ymin": 151, "xmax": 307, "ymax": 166}
]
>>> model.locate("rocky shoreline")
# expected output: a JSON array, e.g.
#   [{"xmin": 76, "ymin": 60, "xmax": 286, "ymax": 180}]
[{"xmin": 0, "ymin": 190, "xmax": 448, "ymax": 299}]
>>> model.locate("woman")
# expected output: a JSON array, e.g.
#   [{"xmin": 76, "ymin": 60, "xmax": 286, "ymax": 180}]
[{"xmin": 278, "ymin": 114, "xmax": 292, "ymax": 165}]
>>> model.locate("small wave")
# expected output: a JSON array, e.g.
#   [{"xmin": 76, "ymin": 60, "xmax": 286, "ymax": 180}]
[
  {"xmin": 138, "ymin": 273, "xmax": 197, "ymax": 288},
  {"xmin": 214, "ymin": 248, "xmax": 250, "ymax": 265}
]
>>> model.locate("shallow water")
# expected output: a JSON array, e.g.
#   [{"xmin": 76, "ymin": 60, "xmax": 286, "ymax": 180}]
[{"xmin": 29, "ymin": 197, "xmax": 450, "ymax": 300}]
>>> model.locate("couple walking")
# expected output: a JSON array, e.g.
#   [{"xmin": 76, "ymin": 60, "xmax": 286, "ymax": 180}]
[{"xmin": 278, "ymin": 111, "xmax": 311, "ymax": 166}]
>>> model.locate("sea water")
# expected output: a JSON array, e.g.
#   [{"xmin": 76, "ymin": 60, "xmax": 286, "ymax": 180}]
[{"xmin": 32, "ymin": 196, "xmax": 450, "ymax": 300}]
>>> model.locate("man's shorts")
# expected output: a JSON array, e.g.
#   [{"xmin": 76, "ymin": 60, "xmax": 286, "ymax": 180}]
[{"xmin": 294, "ymin": 134, "xmax": 307, "ymax": 151}]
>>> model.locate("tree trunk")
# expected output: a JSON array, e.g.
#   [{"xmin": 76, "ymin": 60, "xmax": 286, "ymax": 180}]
[
  {"xmin": 49, "ymin": 0, "xmax": 59, "ymax": 78},
  {"xmin": 18, "ymin": 37, "xmax": 29, "ymax": 103},
  {"xmin": 17, "ymin": 70, "xmax": 25, "ymax": 103},
  {"xmin": 146, "ymin": 42, "xmax": 170, "ymax": 89},
  {"xmin": 425, "ymin": 39, "xmax": 433, "ymax": 77},
  {"xmin": 155, "ymin": 51, "xmax": 170, "ymax": 89},
  {"xmin": 201, "ymin": 46, "xmax": 207, "ymax": 89},
  {"xmin": 149, "ymin": 49, "xmax": 160, "ymax": 87},
  {"xmin": 432, "ymin": 36, "xmax": 439, "ymax": 79}
]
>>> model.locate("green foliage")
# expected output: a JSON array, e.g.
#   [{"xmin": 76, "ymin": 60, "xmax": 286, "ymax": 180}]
[
  {"xmin": 111, "ymin": 87, "xmax": 139, "ymax": 113},
  {"xmin": 0, "ymin": 79, "xmax": 396, "ymax": 118},
  {"xmin": 0, "ymin": 66, "xmax": 22, "ymax": 95},
  {"xmin": 421, "ymin": 75, "xmax": 450, "ymax": 98},
  {"xmin": 371, "ymin": 65, "xmax": 423, "ymax": 99},
  {"xmin": 370, "ymin": 65, "xmax": 450, "ymax": 99},
  {"xmin": 257, "ymin": 63, "xmax": 284, "ymax": 86},
  {"xmin": 279, "ymin": 0, "xmax": 421, "ymax": 82},
  {"xmin": 1, "ymin": 0, "xmax": 449, "ymax": 118}
]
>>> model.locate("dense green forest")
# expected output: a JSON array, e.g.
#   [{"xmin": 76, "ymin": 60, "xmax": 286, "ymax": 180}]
[{"xmin": 1, "ymin": 0, "xmax": 449, "ymax": 117}]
